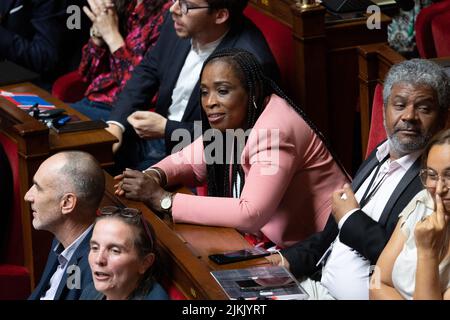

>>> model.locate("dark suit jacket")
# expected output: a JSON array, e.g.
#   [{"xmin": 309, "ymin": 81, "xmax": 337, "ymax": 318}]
[
  {"xmin": 282, "ymin": 144, "xmax": 423, "ymax": 279},
  {"xmin": 109, "ymin": 13, "xmax": 278, "ymax": 154},
  {"xmin": 80, "ymin": 281, "xmax": 169, "ymax": 300},
  {"xmin": 0, "ymin": 0, "xmax": 66, "ymax": 74},
  {"xmin": 28, "ymin": 228, "xmax": 93, "ymax": 300}
]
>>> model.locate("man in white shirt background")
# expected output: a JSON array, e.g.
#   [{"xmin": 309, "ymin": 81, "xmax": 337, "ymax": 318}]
[
  {"xmin": 267, "ymin": 59, "xmax": 449, "ymax": 300},
  {"xmin": 103, "ymin": 0, "xmax": 278, "ymax": 172}
]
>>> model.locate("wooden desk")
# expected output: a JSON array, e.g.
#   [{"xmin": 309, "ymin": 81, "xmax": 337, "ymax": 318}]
[
  {"xmin": 0, "ymin": 82, "xmax": 117, "ymax": 287},
  {"xmin": 248, "ymin": 0, "xmax": 391, "ymax": 172},
  {"xmin": 101, "ymin": 174, "xmax": 270, "ymax": 300},
  {"xmin": 358, "ymin": 43, "xmax": 450, "ymax": 156}
]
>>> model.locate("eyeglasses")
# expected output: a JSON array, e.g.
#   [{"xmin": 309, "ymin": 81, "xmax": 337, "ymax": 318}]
[
  {"xmin": 172, "ymin": 0, "xmax": 210, "ymax": 15},
  {"xmin": 99, "ymin": 206, "xmax": 154, "ymax": 251},
  {"xmin": 419, "ymin": 169, "xmax": 450, "ymax": 189}
]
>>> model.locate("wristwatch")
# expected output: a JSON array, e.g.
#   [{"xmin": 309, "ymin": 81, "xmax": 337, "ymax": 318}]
[{"xmin": 160, "ymin": 193, "xmax": 173, "ymax": 215}]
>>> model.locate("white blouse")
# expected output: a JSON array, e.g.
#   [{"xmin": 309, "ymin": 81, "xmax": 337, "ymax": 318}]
[{"xmin": 392, "ymin": 190, "xmax": 450, "ymax": 299}]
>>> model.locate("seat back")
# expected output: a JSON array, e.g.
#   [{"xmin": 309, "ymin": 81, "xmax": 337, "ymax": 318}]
[
  {"xmin": 365, "ymin": 83, "xmax": 386, "ymax": 158},
  {"xmin": 430, "ymin": 7, "xmax": 450, "ymax": 57},
  {"xmin": 0, "ymin": 142, "xmax": 13, "ymax": 261},
  {"xmin": 415, "ymin": 0, "xmax": 450, "ymax": 58},
  {"xmin": 51, "ymin": 70, "xmax": 88, "ymax": 103},
  {"xmin": 244, "ymin": 6, "xmax": 295, "ymax": 97},
  {"xmin": 0, "ymin": 134, "xmax": 25, "ymax": 265},
  {"xmin": 0, "ymin": 134, "xmax": 31, "ymax": 299}
]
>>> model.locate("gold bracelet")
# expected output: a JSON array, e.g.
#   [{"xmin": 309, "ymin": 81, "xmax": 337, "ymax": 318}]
[{"xmin": 143, "ymin": 168, "xmax": 163, "ymax": 183}]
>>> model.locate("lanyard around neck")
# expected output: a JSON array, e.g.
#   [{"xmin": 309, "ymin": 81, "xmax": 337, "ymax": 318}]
[{"xmin": 359, "ymin": 155, "xmax": 390, "ymax": 208}]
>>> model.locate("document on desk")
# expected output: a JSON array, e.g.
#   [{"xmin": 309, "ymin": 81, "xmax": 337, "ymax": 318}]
[
  {"xmin": 211, "ymin": 265, "xmax": 309, "ymax": 300},
  {"xmin": 0, "ymin": 90, "xmax": 55, "ymax": 110}
]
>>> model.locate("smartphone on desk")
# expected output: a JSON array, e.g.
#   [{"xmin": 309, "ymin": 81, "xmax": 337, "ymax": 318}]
[
  {"xmin": 208, "ymin": 247, "xmax": 270, "ymax": 265},
  {"xmin": 236, "ymin": 277, "xmax": 297, "ymax": 292}
]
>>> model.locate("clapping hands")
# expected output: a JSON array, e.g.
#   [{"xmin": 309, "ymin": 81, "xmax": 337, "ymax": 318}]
[{"xmin": 83, "ymin": 0, "xmax": 124, "ymax": 52}]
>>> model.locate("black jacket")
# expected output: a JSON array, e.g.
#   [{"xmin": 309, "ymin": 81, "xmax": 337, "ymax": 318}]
[
  {"xmin": 0, "ymin": 0, "xmax": 67, "ymax": 74},
  {"xmin": 29, "ymin": 231, "xmax": 93, "ymax": 300},
  {"xmin": 109, "ymin": 13, "xmax": 279, "ymax": 154},
  {"xmin": 283, "ymin": 144, "xmax": 423, "ymax": 278}
]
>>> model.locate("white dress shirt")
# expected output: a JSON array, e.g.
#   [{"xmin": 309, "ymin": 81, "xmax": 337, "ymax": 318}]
[
  {"xmin": 167, "ymin": 36, "xmax": 224, "ymax": 121},
  {"xmin": 320, "ymin": 141, "xmax": 422, "ymax": 300},
  {"xmin": 108, "ymin": 35, "xmax": 225, "ymax": 132}
]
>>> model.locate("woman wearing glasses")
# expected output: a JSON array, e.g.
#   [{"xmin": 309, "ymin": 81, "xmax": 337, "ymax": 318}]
[
  {"xmin": 371, "ymin": 129, "xmax": 450, "ymax": 300},
  {"xmin": 81, "ymin": 207, "xmax": 168, "ymax": 300}
]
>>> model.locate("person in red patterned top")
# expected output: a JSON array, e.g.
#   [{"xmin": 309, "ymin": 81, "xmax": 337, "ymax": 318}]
[{"xmin": 71, "ymin": 0, "xmax": 171, "ymax": 121}]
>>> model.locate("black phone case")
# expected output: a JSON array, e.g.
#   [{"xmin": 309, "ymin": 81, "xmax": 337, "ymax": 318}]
[
  {"xmin": 38, "ymin": 108, "xmax": 66, "ymax": 118},
  {"xmin": 51, "ymin": 119, "xmax": 107, "ymax": 133},
  {"xmin": 208, "ymin": 251, "xmax": 269, "ymax": 265}
]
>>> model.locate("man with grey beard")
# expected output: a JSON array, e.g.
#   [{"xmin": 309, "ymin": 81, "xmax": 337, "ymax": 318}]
[{"xmin": 267, "ymin": 59, "xmax": 449, "ymax": 300}]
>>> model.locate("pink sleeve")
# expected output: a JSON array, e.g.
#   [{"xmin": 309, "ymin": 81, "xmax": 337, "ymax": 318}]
[
  {"xmin": 171, "ymin": 130, "xmax": 298, "ymax": 233},
  {"xmin": 155, "ymin": 137, "xmax": 207, "ymax": 187}
]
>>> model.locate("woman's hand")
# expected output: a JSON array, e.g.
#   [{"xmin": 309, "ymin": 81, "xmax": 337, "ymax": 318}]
[
  {"xmin": 414, "ymin": 194, "xmax": 449, "ymax": 258},
  {"xmin": 265, "ymin": 253, "xmax": 291, "ymax": 270},
  {"xmin": 115, "ymin": 169, "xmax": 170, "ymax": 213},
  {"xmin": 83, "ymin": 0, "xmax": 124, "ymax": 52}
]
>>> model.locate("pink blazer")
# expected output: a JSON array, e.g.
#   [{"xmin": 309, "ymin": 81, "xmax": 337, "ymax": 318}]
[{"xmin": 155, "ymin": 95, "xmax": 349, "ymax": 247}]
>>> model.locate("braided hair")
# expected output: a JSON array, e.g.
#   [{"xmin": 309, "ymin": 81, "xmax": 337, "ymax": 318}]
[{"xmin": 199, "ymin": 48, "xmax": 348, "ymax": 198}]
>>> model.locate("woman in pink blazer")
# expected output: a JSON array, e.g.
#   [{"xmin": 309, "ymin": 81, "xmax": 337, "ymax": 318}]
[{"xmin": 116, "ymin": 48, "xmax": 350, "ymax": 248}]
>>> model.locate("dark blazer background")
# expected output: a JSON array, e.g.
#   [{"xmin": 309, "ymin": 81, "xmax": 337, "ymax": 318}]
[
  {"xmin": 109, "ymin": 12, "xmax": 279, "ymax": 153},
  {"xmin": 283, "ymin": 144, "xmax": 423, "ymax": 278},
  {"xmin": 0, "ymin": 0, "xmax": 67, "ymax": 74},
  {"xmin": 28, "ymin": 229, "xmax": 93, "ymax": 300}
]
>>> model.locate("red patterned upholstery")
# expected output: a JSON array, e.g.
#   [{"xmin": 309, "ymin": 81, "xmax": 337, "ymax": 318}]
[
  {"xmin": 415, "ymin": 0, "xmax": 450, "ymax": 58},
  {"xmin": 0, "ymin": 134, "xmax": 31, "ymax": 299},
  {"xmin": 365, "ymin": 84, "xmax": 386, "ymax": 159},
  {"xmin": 51, "ymin": 70, "xmax": 88, "ymax": 103}
]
